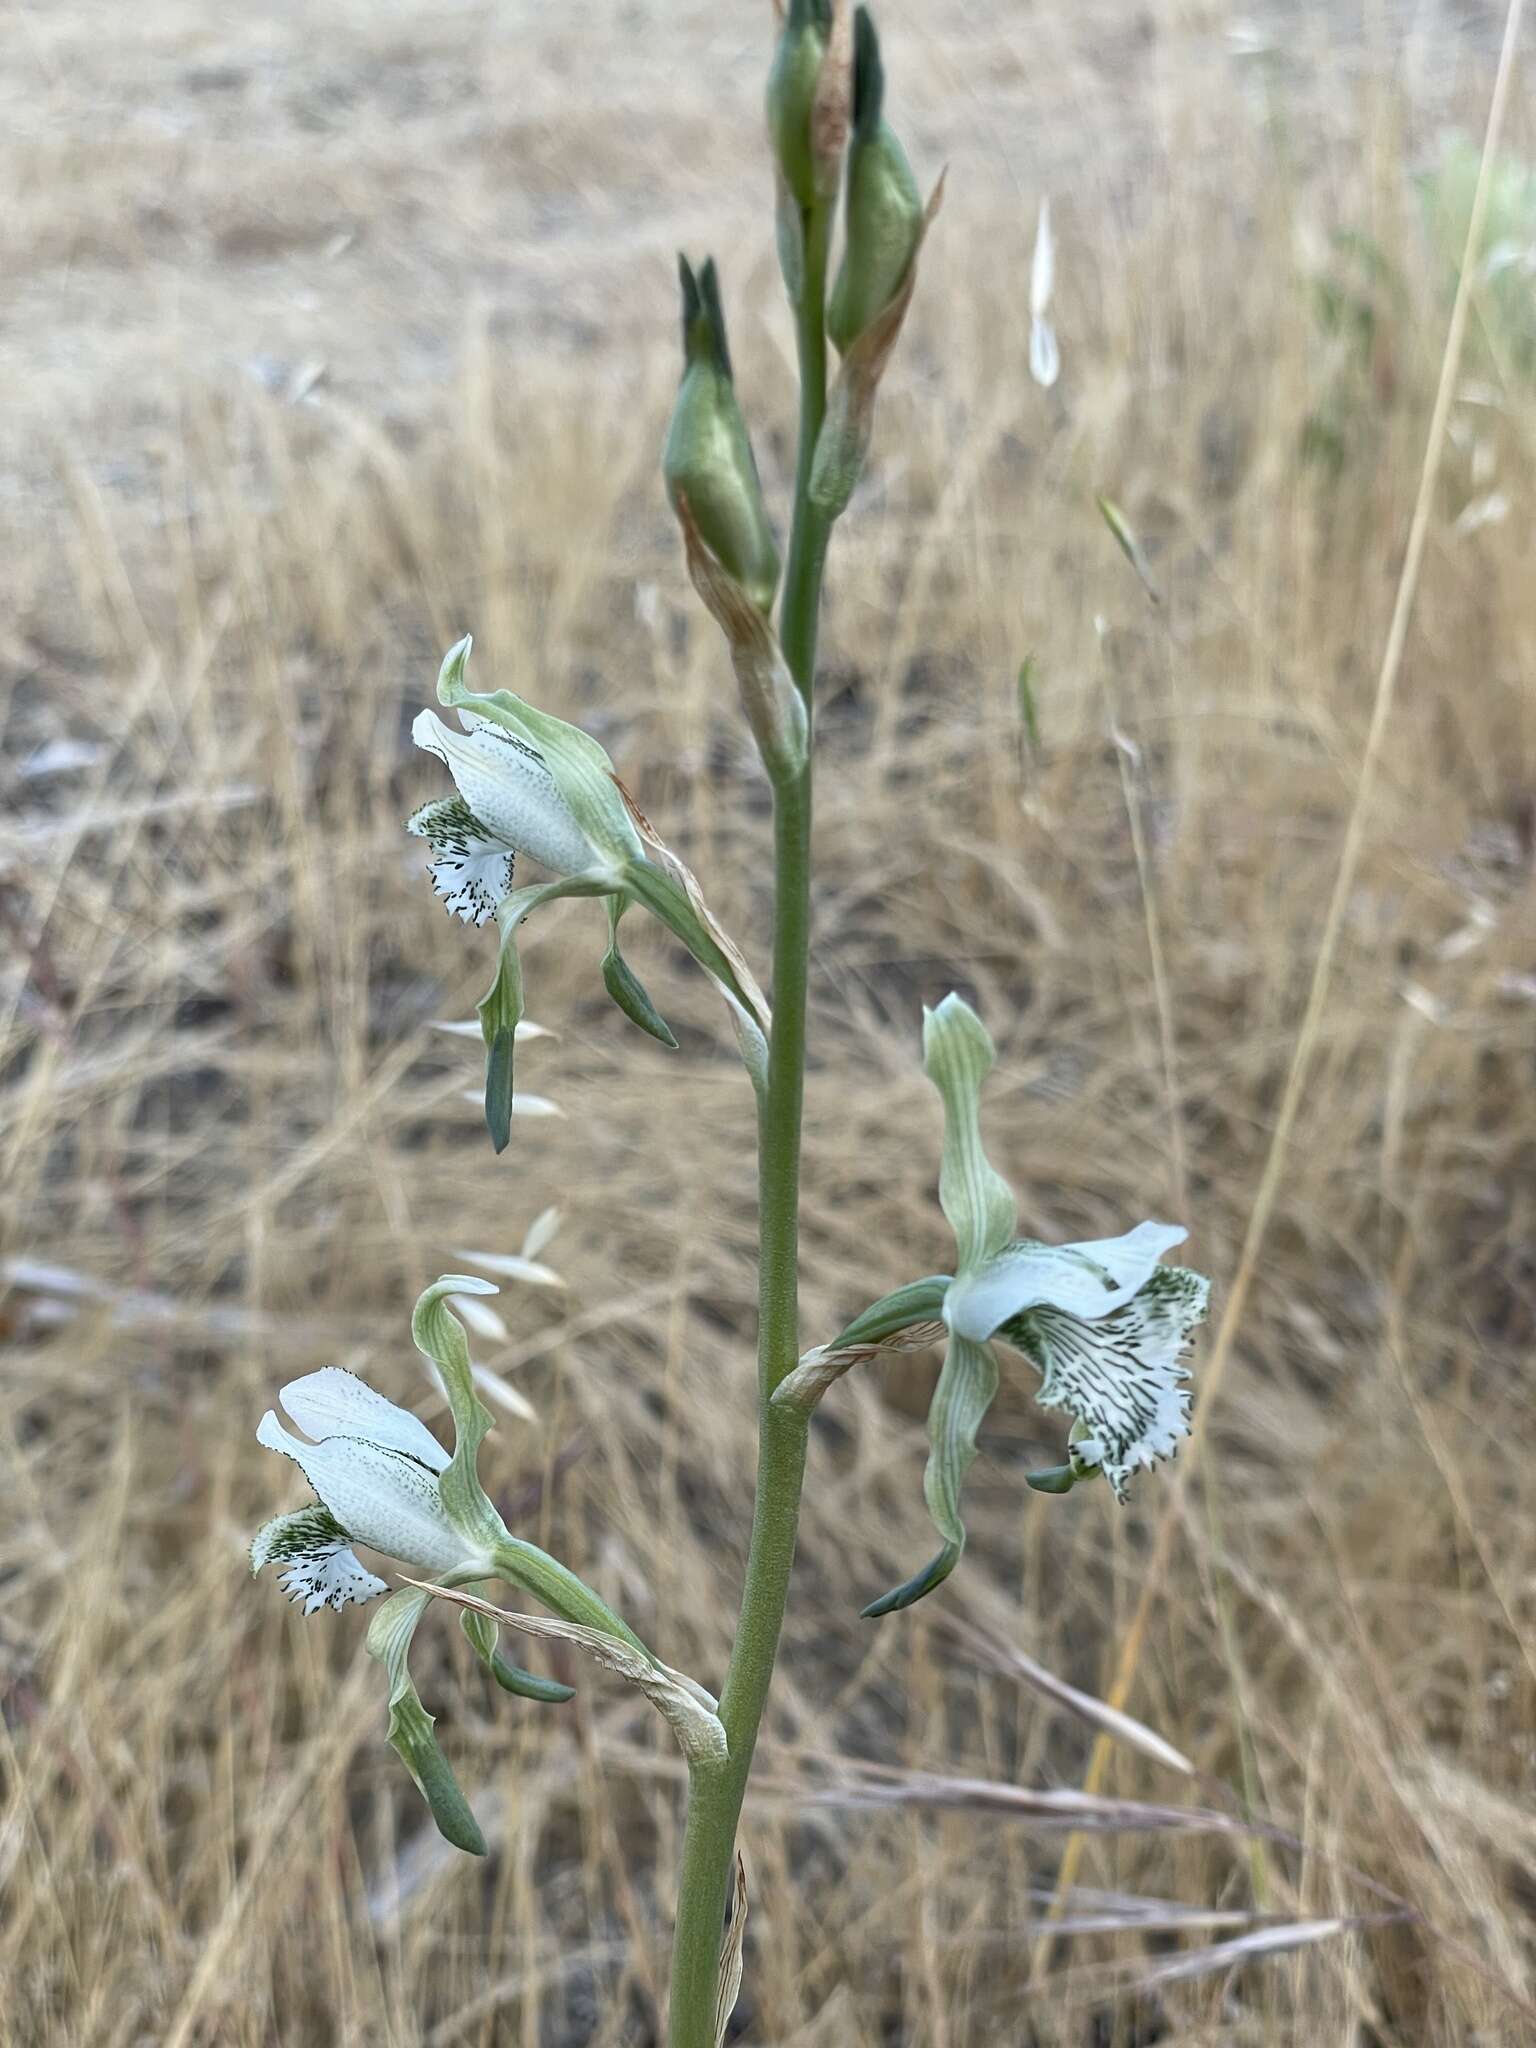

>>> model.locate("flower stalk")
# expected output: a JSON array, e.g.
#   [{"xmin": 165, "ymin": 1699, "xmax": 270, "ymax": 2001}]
[{"xmin": 662, "ymin": 169, "xmax": 835, "ymax": 2048}]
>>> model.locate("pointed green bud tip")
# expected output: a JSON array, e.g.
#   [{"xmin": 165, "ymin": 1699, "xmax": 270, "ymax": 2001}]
[
  {"xmin": 677, "ymin": 254, "xmax": 732, "ymax": 378},
  {"xmin": 663, "ymin": 258, "xmax": 781, "ymax": 616},
  {"xmin": 827, "ymin": 12, "xmax": 922, "ymax": 354},
  {"xmin": 851, "ymin": 5, "xmax": 884, "ymax": 138},
  {"xmin": 767, "ymin": 0, "xmax": 832, "ymax": 207}
]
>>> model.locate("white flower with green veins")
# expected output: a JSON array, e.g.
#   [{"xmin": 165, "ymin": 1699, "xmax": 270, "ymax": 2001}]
[
  {"xmin": 832, "ymin": 994, "xmax": 1209, "ymax": 1618},
  {"xmin": 406, "ymin": 635, "xmax": 775, "ymax": 1150},
  {"xmin": 251, "ymin": 1276, "xmax": 655, "ymax": 1854}
]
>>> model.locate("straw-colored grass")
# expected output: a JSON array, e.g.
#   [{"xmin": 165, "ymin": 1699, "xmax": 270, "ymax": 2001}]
[{"xmin": 4, "ymin": 4, "xmax": 1534, "ymax": 2043}]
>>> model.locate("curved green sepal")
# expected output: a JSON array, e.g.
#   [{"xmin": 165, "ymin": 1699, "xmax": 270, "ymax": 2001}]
[
  {"xmin": 923, "ymin": 995, "xmax": 1017, "ymax": 1272},
  {"xmin": 602, "ymin": 897, "xmax": 678, "ymax": 1048},
  {"xmin": 478, "ymin": 875, "xmax": 615, "ymax": 1152},
  {"xmin": 1025, "ymin": 1463, "xmax": 1079, "ymax": 1496},
  {"xmin": 862, "ymin": 1333, "xmax": 998, "ymax": 1620},
  {"xmin": 367, "ymin": 1587, "xmax": 486, "ymax": 1856},
  {"xmin": 460, "ymin": 1604, "xmax": 575, "ymax": 1705},
  {"xmin": 829, "ymin": 1274, "xmax": 952, "ymax": 1351},
  {"xmin": 860, "ymin": 1541, "xmax": 959, "ymax": 1618},
  {"xmin": 411, "ymin": 1276, "xmax": 507, "ymax": 1553}
]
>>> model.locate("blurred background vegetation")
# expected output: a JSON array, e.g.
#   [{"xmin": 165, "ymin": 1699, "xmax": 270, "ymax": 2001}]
[{"xmin": 3, "ymin": 2, "xmax": 1535, "ymax": 2042}]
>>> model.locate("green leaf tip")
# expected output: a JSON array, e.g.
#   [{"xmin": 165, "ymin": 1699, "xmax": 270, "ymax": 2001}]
[
  {"xmin": 386, "ymin": 1686, "xmax": 488, "ymax": 1856},
  {"xmin": 860, "ymin": 1542, "xmax": 960, "ymax": 1619},
  {"xmin": 461, "ymin": 1606, "xmax": 576, "ymax": 1705},
  {"xmin": 484, "ymin": 1025, "xmax": 516, "ymax": 1152},
  {"xmin": 851, "ymin": 6, "xmax": 884, "ymax": 140},
  {"xmin": 369, "ymin": 1586, "xmax": 487, "ymax": 1858},
  {"xmin": 862, "ymin": 1331, "xmax": 998, "ymax": 1619},
  {"xmin": 603, "ymin": 930, "xmax": 679, "ymax": 1049},
  {"xmin": 602, "ymin": 895, "xmax": 678, "ymax": 1046}
]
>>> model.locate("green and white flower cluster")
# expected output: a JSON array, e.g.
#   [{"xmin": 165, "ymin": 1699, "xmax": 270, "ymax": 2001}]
[{"xmin": 799, "ymin": 994, "xmax": 1210, "ymax": 1617}]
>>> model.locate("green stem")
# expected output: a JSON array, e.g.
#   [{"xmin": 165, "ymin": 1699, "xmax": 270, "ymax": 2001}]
[{"xmin": 665, "ymin": 200, "xmax": 833, "ymax": 2048}]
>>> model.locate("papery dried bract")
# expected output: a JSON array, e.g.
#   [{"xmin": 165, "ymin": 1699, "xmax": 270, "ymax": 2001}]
[
  {"xmin": 406, "ymin": 1580, "xmax": 729, "ymax": 1767},
  {"xmin": 673, "ymin": 491, "xmax": 807, "ymax": 780}
]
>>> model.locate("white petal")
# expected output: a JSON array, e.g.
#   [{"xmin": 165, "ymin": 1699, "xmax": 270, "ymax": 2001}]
[
  {"xmin": 455, "ymin": 1248, "xmax": 565, "ymax": 1289},
  {"xmin": 278, "ymin": 1367, "xmax": 450, "ymax": 1473},
  {"xmin": 251, "ymin": 1504, "xmax": 389, "ymax": 1615},
  {"xmin": 1006, "ymin": 1267, "xmax": 1210, "ymax": 1499},
  {"xmin": 406, "ymin": 795, "xmax": 515, "ymax": 926},
  {"xmin": 413, "ymin": 710, "xmax": 595, "ymax": 878},
  {"xmin": 946, "ymin": 1221, "xmax": 1188, "ymax": 1341},
  {"xmin": 257, "ymin": 1411, "xmax": 467, "ymax": 1572}
]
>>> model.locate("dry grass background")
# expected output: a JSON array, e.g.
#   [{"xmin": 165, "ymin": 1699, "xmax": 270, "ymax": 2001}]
[{"xmin": 4, "ymin": 1, "xmax": 1536, "ymax": 2042}]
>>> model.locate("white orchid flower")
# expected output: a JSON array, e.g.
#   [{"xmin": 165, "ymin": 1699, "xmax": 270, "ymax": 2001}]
[
  {"xmin": 408, "ymin": 715, "xmax": 588, "ymax": 923},
  {"xmin": 251, "ymin": 1275, "xmax": 661, "ymax": 1853},
  {"xmin": 407, "ymin": 635, "xmax": 774, "ymax": 1151},
  {"xmin": 407, "ymin": 635, "xmax": 644, "ymax": 927},
  {"xmin": 833, "ymin": 994, "xmax": 1209, "ymax": 1617},
  {"xmin": 252, "ymin": 1367, "xmax": 475, "ymax": 1613}
]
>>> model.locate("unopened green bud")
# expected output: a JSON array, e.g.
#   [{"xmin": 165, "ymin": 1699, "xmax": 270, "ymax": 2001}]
[
  {"xmin": 767, "ymin": 0, "xmax": 833, "ymax": 208},
  {"xmin": 662, "ymin": 256, "xmax": 780, "ymax": 616},
  {"xmin": 827, "ymin": 9, "xmax": 922, "ymax": 353}
]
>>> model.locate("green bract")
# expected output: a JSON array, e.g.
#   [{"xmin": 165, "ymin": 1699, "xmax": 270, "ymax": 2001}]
[
  {"xmin": 663, "ymin": 257, "xmax": 781, "ymax": 617},
  {"xmin": 827, "ymin": 9, "xmax": 922, "ymax": 353},
  {"xmin": 849, "ymin": 995, "xmax": 1211, "ymax": 1616}
]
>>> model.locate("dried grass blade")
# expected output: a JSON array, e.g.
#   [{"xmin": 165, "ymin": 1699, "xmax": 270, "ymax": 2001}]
[{"xmin": 943, "ymin": 1617, "xmax": 1193, "ymax": 1775}]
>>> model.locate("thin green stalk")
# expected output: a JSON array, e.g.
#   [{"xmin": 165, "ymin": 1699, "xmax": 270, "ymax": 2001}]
[{"xmin": 665, "ymin": 200, "xmax": 833, "ymax": 2048}]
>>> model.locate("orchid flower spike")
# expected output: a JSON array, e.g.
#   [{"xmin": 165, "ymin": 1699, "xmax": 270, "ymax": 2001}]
[
  {"xmin": 835, "ymin": 994, "xmax": 1209, "ymax": 1617},
  {"xmin": 251, "ymin": 1276, "xmax": 650, "ymax": 1855}
]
